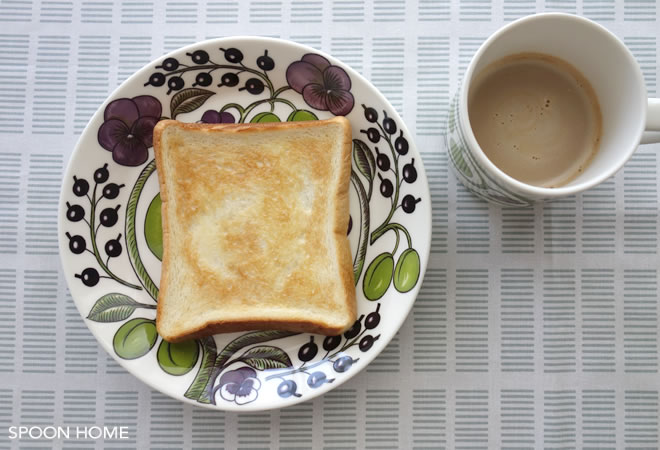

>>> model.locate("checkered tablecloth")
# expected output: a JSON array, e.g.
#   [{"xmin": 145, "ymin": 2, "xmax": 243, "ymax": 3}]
[{"xmin": 1, "ymin": 0, "xmax": 659, "ymax": 448}]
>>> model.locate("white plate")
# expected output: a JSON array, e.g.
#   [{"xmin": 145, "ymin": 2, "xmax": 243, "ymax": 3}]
[{"xmin": 58, "ymin": 37, "xmax": 431, "ymax": 411}]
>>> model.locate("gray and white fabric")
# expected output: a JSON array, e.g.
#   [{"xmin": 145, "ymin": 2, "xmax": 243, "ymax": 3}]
[{"xmin": 1, "ymin": 0, "xmax": 659, "ymax": 448}]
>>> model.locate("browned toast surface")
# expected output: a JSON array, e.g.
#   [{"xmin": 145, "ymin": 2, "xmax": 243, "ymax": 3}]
[{"xmin": 153, "ymin": 118, "xmax": 356, "ymax": 342}]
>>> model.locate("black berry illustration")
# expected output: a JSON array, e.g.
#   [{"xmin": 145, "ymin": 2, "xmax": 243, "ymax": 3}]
[
  {"xmin": 379, "ymin": 174, "xmax": 393, "ymax": 198},
  {"xmin": 375, "ymin": 147, "xmax": 390, "ymax": 171},
  {"xmin": 221, "ymin": 47, "xmax": 243, "ymax": 63},
  {"xmin": 298, "ymin": 336, "xmax": 318, "ymax": 362},
  {"xmin": 359, "ymin": 334, "xmax": 380, "ymax": 352},
  {"xmin": 307, "ymin": 371, "xmax": 330, "ymax": 388},
  {"xmin": 401, "ymin": 195, "xmax": 421, "ymax": 214},
  {"xmin": 75, "ymin": 268, "xmax": 100, "ymax": 287},
  {"xmin": 362, "ymin": 104, "xmax": 378, "ymax": 122},
  {"xmin": 160, "ymin": 57, "xmax": 179, "ymax": 71},
  {"xmin": 361, "ymin": 127, "xmax": 380, "ymax": 143},
  {"xmin": 277, "ymin": 380, "xmax": 301, "ymax": 398},
  {"xmin": 100, "ymin": 205, "xmax": 120, "ymax": 227},
  {"xmin": 105, "ymin": 234, "xmax": 122, "ymax": 258},
  {"xmin": 66, "ymin": 202, "xmax": 85, "ymax": 222},
  {"xmin": 344, "ymin": 315, "xmax": 364, "ymax": 339},
  {"xmin": 194, "ymin": 72, "xmax": 212, "ymax": 87},
  {"xmin": 66, "ymin": 232, "xmax": 86, "ymax": 254},
  {"xmin": 395, "ymin": 131, "xmax": 409, "ymax": 155},
  {"xmin": 261, "ymin": 296, "xmax": 388, "ymax": 395},
  {"xmin": 382, "ymin": 110, "xmax": 397, "ymax": 134},
  {"xmin": 219, "ymin": 72, "xmax": 239, "ymax": 87},
  {"xmin": 323, "ymin": 335, "xmax": 342, "ymax": 352},
  {"xmin": 72, "ymin": 176, "xmax": 89, "ymax": 197},
  {"xmin": 67, "ymin": 167, "xmax": 142, "ymax": 291},
  {"xmin": 257, "ymin": 50, "xmax": 275, "ymax": 71},
  {"xmin": 333, "ymin": 356, "xmax": 356, "ymax": 373},
  {"xmin": 167, "ymin": 77, "xmax": 184, "ymax": 92},
  {"xmin": 102, "ymin": 183, "xmax": 124, "ymax": 200},
  {"xmin": 188, "ymin": 50, "xmax": 209, "ymax": 64},
  {"xmin": 402, "ymin": 159, "xmax": 417, "ymax": 183},
  {"xmin": 261, "ymin": 309, "xmax": 383, "ymax": 399},
  {"xmin": 240, "ymin": 78, "xmax": 265, "ymax": 95},
  {"xmin": 145, "ymin": 72, "xmax": 166, "ymax": 87},
  {"xmin": 94, "ymin": 164, "xmax": 109, "ymax": 183},
  {"xmin": 365, "ymin": 303, "xmax": 381, "ymax": 330}
]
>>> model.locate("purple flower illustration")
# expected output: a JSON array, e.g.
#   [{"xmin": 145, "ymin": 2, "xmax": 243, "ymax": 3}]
[
  {"xmin": 213, "ymin": 367, "xmax": 261, "ymax": 405},
  {"xmin": 286, "ymin": 54, "xmax": 354, "ymax": 116},
  {"xmin": 200, "ymin": 110, "xmax": 235, "ymax": 124},
  {"xmin": 98, "ymin": 96, "xmax": 162, "ymax": 166}
]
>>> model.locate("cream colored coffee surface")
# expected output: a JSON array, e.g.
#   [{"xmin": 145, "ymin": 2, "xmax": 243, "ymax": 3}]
[{"xmin": 468, "ymin": 53, "xmax": 602, "ymax": 188}]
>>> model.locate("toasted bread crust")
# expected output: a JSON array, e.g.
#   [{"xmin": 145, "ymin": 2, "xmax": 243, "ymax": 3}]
[
  {"xmin": 160, "ymin": 319, "xmax": 350, "ymax": 344},
  {"xmin": 329, "ymin": 118, "xmax": 357, "ymax": 331},
  {"xmin": 153, "ymin": 117, "xmax": 356, "ymax": 342},
  {"xmin": 153, "ymin": 120, "xmax": 172, "ymax": 341}
]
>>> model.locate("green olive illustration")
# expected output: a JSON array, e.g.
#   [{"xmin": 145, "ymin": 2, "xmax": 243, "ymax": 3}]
[
  {"xmin": 250, "ymin": 112, "xmax": 281, "ymax": 123},
  {"xmin": 113, "ymin": 318, "xmax": 158, "ymax": 360},
  {"xmin": 363, "ymin": 252, "xmax": 394, "ymax": 300},
  {"xmin": 157, "ymin": 339, "xmax": 200, "ymax": 376},
  {"xmin": 144, "ymin": 193, "xmax": 163, "ymax": 260},
  {"xmin": 287, "ymin": 109, "xmax": 318, "ymax": 122},
  {"xmin": 393, "ymin": 248, "xmax": 420, "ymax": 293}
]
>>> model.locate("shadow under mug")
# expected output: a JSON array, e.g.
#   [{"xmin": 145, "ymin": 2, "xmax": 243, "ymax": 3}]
[{"xmin": 445, "ymin": 13, "xmax": 660, "ymax": 207}]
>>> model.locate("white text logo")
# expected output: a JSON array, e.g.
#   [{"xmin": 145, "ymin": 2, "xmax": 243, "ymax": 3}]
[{"xmin": 8, "ymin": 426, "xmax": 130, "ymax": 440}]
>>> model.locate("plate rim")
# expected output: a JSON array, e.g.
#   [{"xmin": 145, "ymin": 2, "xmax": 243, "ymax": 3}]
[{"xmin": 58, "ymin": 35, "xmax": 432, "ymax": 412}]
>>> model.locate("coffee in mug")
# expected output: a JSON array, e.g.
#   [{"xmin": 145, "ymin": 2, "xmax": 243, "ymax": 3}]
[
  {"xmin": 446, "ymin": 13, "xmax": 660, "ymax": 206},
  {"xmin": 468, "ymin": 53, "xmax": 602, "ymax": 188}
]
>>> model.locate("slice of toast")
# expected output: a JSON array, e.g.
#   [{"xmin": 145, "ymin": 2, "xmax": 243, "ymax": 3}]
[{"xmin": 153, "ymin": 117, "xmax": 356, "ymax": 342}]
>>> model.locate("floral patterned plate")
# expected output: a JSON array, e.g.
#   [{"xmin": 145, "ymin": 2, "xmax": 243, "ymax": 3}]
[{"xmin": 58, "ymin": 37, "xmax": 431, "ymax": 411}]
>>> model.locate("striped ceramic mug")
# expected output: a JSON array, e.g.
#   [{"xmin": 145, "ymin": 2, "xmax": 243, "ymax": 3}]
[{"xmin": 445, "ymin": 13, "xmax": 660, "ymax": 207}]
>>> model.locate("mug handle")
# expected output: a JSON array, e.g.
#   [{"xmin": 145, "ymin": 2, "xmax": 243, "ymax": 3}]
[{"xmin": 641, "ymin": 98, "xmax": 660, "ymax": 144}]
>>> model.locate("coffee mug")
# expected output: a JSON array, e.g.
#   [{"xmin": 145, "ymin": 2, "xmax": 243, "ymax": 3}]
[{"xmin": 445, "ymin": 13, "xmax": 660, "ymax": 206}]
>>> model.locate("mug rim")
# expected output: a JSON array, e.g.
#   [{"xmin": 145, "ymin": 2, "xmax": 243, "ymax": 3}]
[{"xmin": 458, "ymin": 12, "xmax": 648, "ymax": 197}]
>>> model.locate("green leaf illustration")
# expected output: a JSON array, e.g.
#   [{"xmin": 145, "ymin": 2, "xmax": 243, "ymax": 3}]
[
  {"xmin": 447, "ymin": 104, "xmax": 456, "ymax": 133},
  {"xmin": 214, "ymin": 330, "xmax": 298, "ymax": 369},
  {"xmin": 144, "ymin": 193, "xmax": 163, "ymax": 261},
  {"xmin": 184, "ymin": 337, "xmax": 217, "ymax": 403},
  {"xmin": 126, "ymin": 160, "xmax": 159, "ymax": 301},
  {"xmin": 113, "ymin": 318, "xmax": 157, "ymax": 360},
  {"xmin": 350, "ymin": 171, "xmax": 370, "ymax": 285},
  {"xmin": 449, "ymin": 138, "xmax": 473, "ymax": 178},
  {"xmin": 353, "ymin": 139, "xmax": 375, "ymax": 185},
  {"xmin": 157, "ymin": 339, "xmax": 200, "ymax": 376},
  {"xmin": 238, "ymin": 345, "xmax": 293, "ymax": 370},
  {"xmin": 170, "ymin": 88, "xmax": 215, "ymax": 119},
  {"xmin": 87, "ymin": 293, "xmax": 155, "ymax": 323}
]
